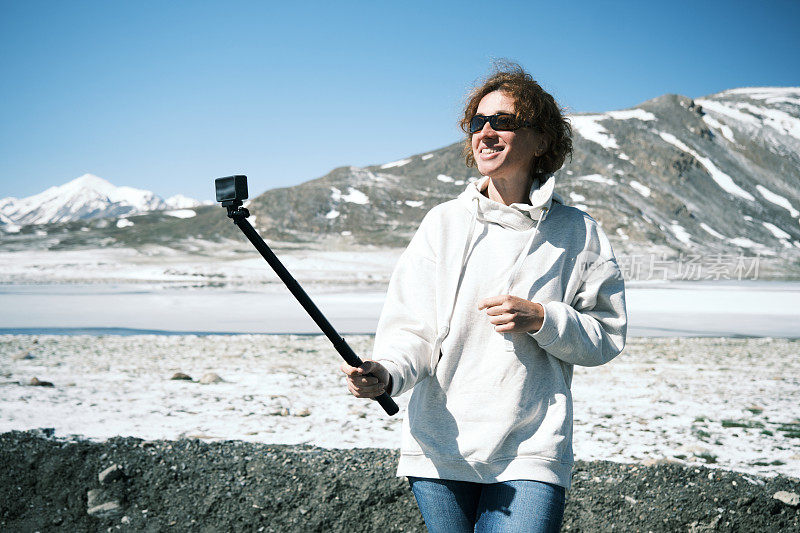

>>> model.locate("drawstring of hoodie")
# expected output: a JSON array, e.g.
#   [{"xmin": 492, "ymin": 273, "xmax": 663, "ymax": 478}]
[
  {"xmin": 504, "ymin": 205, "xmax": 548, "ymax": 294},
  {"xmin": 429, "ymin": 195, "xmax": 549, "ymax": 371},
  {"xmin": 429, "ymin": 196, "xmax": 482, "ymax": 370}
]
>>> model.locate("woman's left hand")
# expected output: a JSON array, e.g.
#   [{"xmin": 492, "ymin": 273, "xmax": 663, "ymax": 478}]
[{"xmin": 478, "ymin": 295, "xmax": 544, "ymax": 333}]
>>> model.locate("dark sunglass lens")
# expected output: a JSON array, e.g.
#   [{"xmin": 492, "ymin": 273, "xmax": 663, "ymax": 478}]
[
  {"xmin": 469, "ymin": 115, "xmax": 486, "ymax": 133},
  {"xmin": 493, "ymin": 114, "xmax": 516, "ymax": 130}
]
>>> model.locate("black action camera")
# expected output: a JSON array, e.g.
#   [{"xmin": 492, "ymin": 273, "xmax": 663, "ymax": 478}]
[{"xmin": 215, "ymin": 175, "xmax": 249, "ymax": 206}]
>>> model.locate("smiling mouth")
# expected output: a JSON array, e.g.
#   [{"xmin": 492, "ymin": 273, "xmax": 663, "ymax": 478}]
[{"xmin": 480, "ymin": 147, "xmax": 503, "ymax": 154}]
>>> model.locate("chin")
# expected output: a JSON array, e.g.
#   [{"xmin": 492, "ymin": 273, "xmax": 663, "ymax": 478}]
[{"xmin": 476, "ymin": 159, "xmax": 500, "ymax": 176}]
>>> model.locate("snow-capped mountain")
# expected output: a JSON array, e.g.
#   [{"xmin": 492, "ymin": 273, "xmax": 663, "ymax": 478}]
[{"xmin": 0, "ymin": 174, "xmax": 203, "ymax": 227}]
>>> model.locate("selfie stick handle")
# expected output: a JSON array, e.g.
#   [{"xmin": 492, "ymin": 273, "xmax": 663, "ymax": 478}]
[{"xmin": 227, "ymin": 206, "xmax": 399, "ymax": 416}]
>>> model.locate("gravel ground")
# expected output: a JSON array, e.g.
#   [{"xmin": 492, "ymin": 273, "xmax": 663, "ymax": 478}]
[{"xmin": 1, "ymin": 430, "xmax": 798, "ymax": 532}]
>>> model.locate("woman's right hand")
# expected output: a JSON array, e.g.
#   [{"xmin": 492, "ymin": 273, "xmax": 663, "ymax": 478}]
[{"xmin": 340, "ymin": 360, "xmax": 391, "ymax": 398}]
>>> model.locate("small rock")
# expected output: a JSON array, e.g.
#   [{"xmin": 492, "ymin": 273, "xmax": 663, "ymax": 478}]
[
  {"xmin": 12, "ymin": 351, "xmax": 34, "ymax": 361},
  {"xmin": 295, "ymin": 408, "xmax": 311, "ymax": 417},
  {"xmin": 773, "ymin": 490, "xmax": 800, "ymax": 507},
  {"xmin": 29, "ymin": 377, "xmax": 54, "ymax": 387},
  {"xmin": 199, "ymin": 372, "xmax": 224, "ymax": 384},
  {"xmin": 170, "ymin": 372, "xmax": 192, "ymax": 381},
  {"xmin": 87, "ymin": 501, "xmax": 123, "ymax": 519},
  {"xmin": 121, "ymin": 516, "xmax": 131, "ymax": 525},
  {"xmin": 270, "ymin": 408, "xmax": 290, "ymax": 417},
  {"xmin": 87, "ymin": 488, "xmax": 111, "ymax": 508},
  {"xmin": 689, "ymin": 514, "xmax": 721, "ymax": 533},
  {"xmin": 99, "ymin": 464, "xmax": 124, "ymax": 484}
]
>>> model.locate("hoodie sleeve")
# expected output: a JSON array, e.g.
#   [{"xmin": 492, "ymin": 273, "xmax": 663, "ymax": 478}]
[
  {"xmin": 528, "ymin": 248, "xmax": 627, "ymax": 368},
  {"xmin": 372, "ymin": 214, "xmax": 439, "ymax": 397}
]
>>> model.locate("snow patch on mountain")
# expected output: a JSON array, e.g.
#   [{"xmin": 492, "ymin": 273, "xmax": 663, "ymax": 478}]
[
  {"xmin": 721, "ymin": 87, "xmax": 800, "ymax": 105},
  {"xmin": 695, "ymin": 99, "xmax": 761, "ymax": 128},
  {"xmin": 701, "ymin": 114, "xmax": 736, "ymax": 143},
  {"xmin": 571, "ymin": 108, "xmax": 655, "ymax": 149},
  {"xmin": 669, "ymin": 222, "xmax": 693, "ymax": 245},
  {"xmin": 569, "ymin": 192, "xmax": 585, "ymax": 202},
  {"xmin": 330, "ymin": 187, "xmax": 369, "ymax": 205},
  {"xmin": 733, "ymin": 102, "xmax": 800, "ymax": 141},
  {"xmin": 570, "ymin": 115, "xmax": 619, "ymax": 149},
  {"xmin": 700, "ymin": 223, "xmax": 726, "ymax": 240},
  {"xmin": 657, "ymin": 132, "xmax": 755, "ymax": 201},
  {"xmin": 606, "ymin": 109, "xmax": 656, "ymax": 121},
  {"xmin": 629, "ymin": 180, "xmax": 651, "ymax": 197},
  {"xmin": 729, "ymin": 237, "xmax": 765, "ymax": 251},
  {"xmin": 756, "ymin": 185, "xmax": 799, "ymax": 218},
  {"xmin": 380, "ymin": 158, "xmax": 411, "ymax": 169},
  {"xmin": 578, "ymin": 174, "xmax": 615, "ymax": 185},
  {"xmin": 760, "ymin": 222, "xmax": 787, "ymax": 239}
]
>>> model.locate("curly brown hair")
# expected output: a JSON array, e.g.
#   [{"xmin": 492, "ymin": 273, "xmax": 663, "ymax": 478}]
[{"xmin": 460, "ymin": 61, "xmax": 572, "ymax": 178}]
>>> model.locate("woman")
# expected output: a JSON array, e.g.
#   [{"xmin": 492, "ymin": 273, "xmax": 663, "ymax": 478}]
[{"xmin": 342, "ymin": 63, "xmax": 627, "ymax": 533}]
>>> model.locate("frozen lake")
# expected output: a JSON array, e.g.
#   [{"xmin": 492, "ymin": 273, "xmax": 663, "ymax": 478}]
[{"xmin": 0, "ymin": 280, "xmax": 798, "ymax": 337}]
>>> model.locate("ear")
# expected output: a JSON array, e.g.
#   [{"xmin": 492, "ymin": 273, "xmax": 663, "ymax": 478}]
[{"xmin": 535, "ymin": 136, "xmax": 549, "ymax": 157}]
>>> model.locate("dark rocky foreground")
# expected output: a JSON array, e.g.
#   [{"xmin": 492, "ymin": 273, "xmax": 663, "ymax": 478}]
[{"xmin": 1, "ymin": 430, "xmax": 798, "ymax": 532}]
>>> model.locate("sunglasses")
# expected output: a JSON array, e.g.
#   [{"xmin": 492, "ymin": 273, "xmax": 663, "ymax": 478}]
[{"xmin": 469, "ymin": 113, "xmax": 533, "ymax": 134}]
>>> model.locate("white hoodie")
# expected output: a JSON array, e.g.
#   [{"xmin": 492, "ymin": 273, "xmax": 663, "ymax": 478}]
[{"xmin": 373, "ymin": 175, "xmax": 627, "ymax": 491}]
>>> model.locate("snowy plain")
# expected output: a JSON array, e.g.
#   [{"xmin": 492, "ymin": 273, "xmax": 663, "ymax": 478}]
[
  {"xmin": 0, "ymin": 246, "xmax": 798, "ymax": 484},
  {"xmin": 2, "ymin": 335, "xmax": 798, "ymax": 482}
]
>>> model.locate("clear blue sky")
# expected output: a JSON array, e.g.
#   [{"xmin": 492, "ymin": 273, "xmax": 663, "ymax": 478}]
[{"xmin": 1, "ymin": 0, "xmax": 798, "ymax": 201}]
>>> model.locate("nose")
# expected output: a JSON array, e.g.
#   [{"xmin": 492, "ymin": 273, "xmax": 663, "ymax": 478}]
[{"xmin": 477, "ymin": 120, "xmax": 498, "ymax": 137}]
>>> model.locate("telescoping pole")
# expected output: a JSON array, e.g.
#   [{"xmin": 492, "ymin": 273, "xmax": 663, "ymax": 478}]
[{"xmin": 227, "ymin": 206, "xmax": 399, "ymax": 416}]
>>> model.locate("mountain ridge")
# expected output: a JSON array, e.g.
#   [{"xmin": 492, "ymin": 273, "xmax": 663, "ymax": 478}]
[{"xmin": 2, "ymin": 86, "xmax": 799, "ymax": 279}]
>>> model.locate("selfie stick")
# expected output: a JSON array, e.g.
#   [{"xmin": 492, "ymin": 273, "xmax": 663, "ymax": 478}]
[{"xmin": 215, "ymin": 175, "xmax": 399, "ymax": 416}]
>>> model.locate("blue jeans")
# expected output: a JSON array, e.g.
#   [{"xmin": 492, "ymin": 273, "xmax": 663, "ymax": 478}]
[{"xmin": 408, "ymin": 476, "xmax": 565, "ymax": 533}]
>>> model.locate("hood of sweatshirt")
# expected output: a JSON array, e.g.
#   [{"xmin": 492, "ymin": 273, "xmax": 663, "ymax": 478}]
[{"xmin": 457, "ymin": 174, "xmax": 563, "ymax": 230}]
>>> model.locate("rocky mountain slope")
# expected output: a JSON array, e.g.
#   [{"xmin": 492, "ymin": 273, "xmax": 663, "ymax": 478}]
[
  {"xmin": 2, "ymin": 87, "xmax": 799, "ymax": 278},
  {"xmin": 242, "ymin": 86, "xmax": 800, "ymax": 274}
]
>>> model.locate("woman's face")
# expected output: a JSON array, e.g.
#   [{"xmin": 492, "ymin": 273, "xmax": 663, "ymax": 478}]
[{"xmin": 471, "ymin": 91, "xmax": 545, "ymax": 183}]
